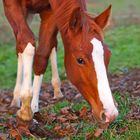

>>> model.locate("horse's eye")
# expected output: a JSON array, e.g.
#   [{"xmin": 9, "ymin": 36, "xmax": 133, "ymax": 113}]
[{"xmin": 77, "ymin": 58, "xmax": 85, "ymax": 65}]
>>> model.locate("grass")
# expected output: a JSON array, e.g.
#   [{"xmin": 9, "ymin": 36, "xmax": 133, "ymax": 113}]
[
  {"xmin": 106, "ymin": 25, "xmax": 140, "ymax": 73},
  {"xmin": 87, "ymin": 0, "xmax": 140, "ymax": 15}
]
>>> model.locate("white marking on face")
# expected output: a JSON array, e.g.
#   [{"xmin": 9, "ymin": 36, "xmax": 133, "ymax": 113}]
[
  {"xmin": 32, "ymin": 74, "xmax": 43, "ymax": 113},
  {"xmin": 91, "ymin": 38, "xmax": 118, "ymax": 118}
]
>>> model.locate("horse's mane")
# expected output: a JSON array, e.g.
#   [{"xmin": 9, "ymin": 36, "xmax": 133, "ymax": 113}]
[
  {"xmin": 54, "ymin": 0, "xmax": 86, "ymax": 31},
  {"xmin": 53, "ymin": 0, "xmax": 103, "ymax": 40}
]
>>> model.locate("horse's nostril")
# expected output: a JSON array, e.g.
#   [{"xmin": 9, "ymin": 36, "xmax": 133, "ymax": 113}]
[{"xmin": 100, "ymin": 111, "xmax": 106, "ymax": 122}]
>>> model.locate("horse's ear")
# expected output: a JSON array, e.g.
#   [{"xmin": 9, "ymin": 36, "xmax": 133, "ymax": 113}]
[
  {"xmin": 94, "ymin": 5, "xmax": 112, "ymax": 29},
  {"xmin": 69, "ymin": 7, "xmax": 83, "ymax": 33}
]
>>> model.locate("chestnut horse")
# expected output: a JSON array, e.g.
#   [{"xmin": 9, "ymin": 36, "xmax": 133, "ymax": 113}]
[{"xmin": 3, "ymin": 0, "xmax": 118, "ymax": 135}]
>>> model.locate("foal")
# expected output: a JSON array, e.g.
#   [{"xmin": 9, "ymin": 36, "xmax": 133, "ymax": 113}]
[{"xmin": 3, "ymin": 0, "xmax": 118, "ymax": 135}]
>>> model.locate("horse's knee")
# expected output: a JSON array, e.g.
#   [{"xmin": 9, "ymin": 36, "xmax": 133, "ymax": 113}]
[
  {"xmin": 23, "ymin": 42, "xmax": 35, "ymax": 56},
  {"xmin": 16, "ymin": 29, "xmax": 35, "ymax": 53}
]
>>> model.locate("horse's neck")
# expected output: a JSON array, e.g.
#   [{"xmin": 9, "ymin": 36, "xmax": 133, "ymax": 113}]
[{"xmin": 50, "ymin": 0, "xmax": 86, "ymax": 9}]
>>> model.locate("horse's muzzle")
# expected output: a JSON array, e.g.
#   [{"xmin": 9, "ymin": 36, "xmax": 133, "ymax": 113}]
[{"xmin": 100, "ymin": 107, "xmax": 119, "ymax": 124}]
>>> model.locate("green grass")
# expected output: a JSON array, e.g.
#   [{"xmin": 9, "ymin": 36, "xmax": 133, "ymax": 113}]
[
  {"xmin": 0, "ymin": 25, "xmax": 140, "ymax": 88},
  {"xmin": 106, "ymin": 25, "xmax": 140, "ymax": 73},
  {"xmin": 0, "ymin": 43, "xmax": 17, "ymax": 88},
  {"xmin": 87, "ymin": 0, "xmax": 140, "ymax": 15}
]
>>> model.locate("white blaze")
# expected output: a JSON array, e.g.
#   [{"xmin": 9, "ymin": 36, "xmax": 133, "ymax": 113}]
[{"xmin": 91, "ymin": 38, "xmax": 118, "ymax": 118}]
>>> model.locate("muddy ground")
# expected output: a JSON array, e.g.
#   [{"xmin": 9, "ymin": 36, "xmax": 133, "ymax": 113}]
[{"xmin": 0, "ymin": 69, "xmax": 139, "ymax": 139}]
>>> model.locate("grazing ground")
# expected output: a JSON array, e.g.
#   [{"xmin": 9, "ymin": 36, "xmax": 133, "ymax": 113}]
[
  {"xmin": 0, "ymin": 71, "xmax": 140, "ymax": 139},
  {"xmin": 0, "ymin": 1, "xmax": 140, "ymax": 139}
]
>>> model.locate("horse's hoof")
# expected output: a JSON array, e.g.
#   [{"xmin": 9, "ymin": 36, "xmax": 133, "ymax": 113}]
[
  {"xmin": 53, "ymin": 90, "xmax": 64, "ymax": 99},
  {"xmin": 16, "ymin": 115, "xmax": 32, "ymax": 130},
  {"xmin": 17, "ymin": 107, "xmax": 33, "ymax": 122}
]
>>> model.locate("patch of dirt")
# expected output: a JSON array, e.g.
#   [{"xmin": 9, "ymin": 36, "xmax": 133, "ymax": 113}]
[
  {"xmin": 0, "ymin": 69, "xmax": 139, "ymax": 139},
  {"xmin": 109, "ymin": 69, "xmax": 140, "ymax": 97}
]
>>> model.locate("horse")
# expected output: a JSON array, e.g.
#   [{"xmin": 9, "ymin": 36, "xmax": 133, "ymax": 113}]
[{"xmin": 3, "ymin": 0, "xmax": 118, "ymax": 136}]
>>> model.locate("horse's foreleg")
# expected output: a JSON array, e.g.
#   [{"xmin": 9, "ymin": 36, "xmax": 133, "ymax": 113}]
[
  {"xmin": 17, "ymin": 43, "xmax": 35, "ymax": 121},
  {"xmin": 10, "ymin": 13, "xmax": 34, "ymax": 108},
  {"xmin": 3, "ymin": 0, "xmax": 35, "ymax": 121},
  {"xmin": 32, "ymin": 10, "xmax": 63, "ymax": 113},
  {"xmin": 10, "ymin": 53, "xmax": 23, "ymax": 108},
  {"xmin": 32, "ymin": 47, "xmax": 63, "ymax": 113},
  {"xmin": 50, "ymin": 47, "xmax": 63, "ymax": 99},
  {"xmin": 32, "ymin": 11, "xmax": 54, "ymax": 113}
]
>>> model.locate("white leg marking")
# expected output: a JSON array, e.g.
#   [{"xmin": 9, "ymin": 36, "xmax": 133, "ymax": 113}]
[
  {"xmin": 32, "ymin": 74, "xmax": 43, "ymax": 113},
  {"xmin": 91, "ymin": 38, "xmax": 118, "ymax": 118},
  {"xmin": 17, "ymin": 42, "xmax": 35, "ymax": 121},
  {"xmin": 11, "ymin": 53, "xmax": 23, "ymax": 107},
  {"xmin": 21, "ymin": 43, "xmax": 35, "ymax": 98},
  {"xmin": 50, "ymin": 47, "xmax": 63, "ymax": 99}
]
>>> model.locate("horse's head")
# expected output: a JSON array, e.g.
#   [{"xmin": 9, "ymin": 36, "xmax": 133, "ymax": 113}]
[{"xmin": 63, "ymin": 5, "xmax": 118, "ymax": 125}]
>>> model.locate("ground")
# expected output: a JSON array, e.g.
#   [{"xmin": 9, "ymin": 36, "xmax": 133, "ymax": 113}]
[{"xmin": 0, "ymin": 69, "xmax": 139, "ymax": 139}]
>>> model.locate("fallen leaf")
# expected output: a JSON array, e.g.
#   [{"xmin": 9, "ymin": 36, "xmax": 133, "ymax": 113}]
[
  {"xmin": 66, "ymin": 113, "xmax": 78, "ymax": 121},
  {"xmin": 0, "ymin": 123, "xmax": 7, "ymax": 127},
  {"xmin": 86, "ymin": 132, "xmax": 95, "ymax": 140},
  {"xmin": 57, "ymin": 115, "xmax": 68, "ymax": 123},
  {"xmin": 54, "ymin": 125, "xmax": 62, "ymax": 131},
  {"xmin": 118, "ymin": 126, "xmax": 129, "ymax": 134},
  {"xmin": 125, "ymin": 106, "xmax": 140, "ymax": 120},
  {"xmin": 0, "ymin": 133, "xmax": 8, "ymax": 140},
  {"xmin": 60, "ymin": 107, "xmax": 71, "ymax": 115},
  {"xmin": 0, "ymin": 105, "xmax": 8, "ymax": 113},
  {"xmin": 79, "ymin": 106, "xmax": 88, "ymax": 117},
  {"xmin": 10, "ymin": 129, "xmax": 22, "ymax": 140},
  {"xmin": 54, "ymin": 124, "xmax": 73, "ymax": 136},
  {"xmin": 47, "ymin": 113, "xmax": 57, "ymax": 122}
]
